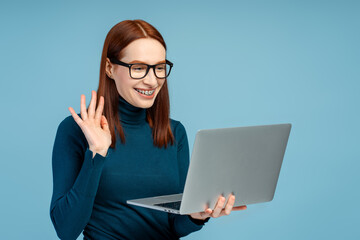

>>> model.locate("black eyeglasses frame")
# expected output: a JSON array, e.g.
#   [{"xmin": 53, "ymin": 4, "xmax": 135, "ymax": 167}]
[{"xmin": 109, "ymin": 58, "xmax": 173, "ymax": 79}]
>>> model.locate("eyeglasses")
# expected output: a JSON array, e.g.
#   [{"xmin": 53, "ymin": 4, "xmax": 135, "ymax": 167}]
[{"xmin": 109, "ymin": 58, "xmax": 173, "ymax": 79}]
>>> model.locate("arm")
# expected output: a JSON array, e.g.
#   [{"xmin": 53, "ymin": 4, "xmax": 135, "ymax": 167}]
[
  {"xmin": 168, "ymin": 121, "xmax": 209, "ymax": 238},
  {"xmin": 49, "ymin": 116, "xmax": 109, "ymax": 240}
]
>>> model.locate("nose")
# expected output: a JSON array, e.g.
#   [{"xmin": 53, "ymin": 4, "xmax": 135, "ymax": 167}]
[{"xmin": 142, "ymin": 67, "xmax": 158, "ymax": 86}]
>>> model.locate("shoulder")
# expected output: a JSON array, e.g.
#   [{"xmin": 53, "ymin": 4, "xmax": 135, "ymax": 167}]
[
  {"xmin": 56, "ymin": 114, "xmax": 87, "ymax": 146},
  {"xmin": 170, "ymin": 119, "xmax": 188, "ymax": 147},
  {"xmin": 170, "ymin": 118, "xmax": 187, "ymax": 136},
  {"xmin": 58, "ymin": 114, "xmax": 81, "ymax": 133}
]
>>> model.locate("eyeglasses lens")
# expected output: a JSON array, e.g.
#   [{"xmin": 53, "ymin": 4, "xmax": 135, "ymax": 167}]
[{"xmin": 130, "ymin": 63, "xmax": 170, "ymax": 79}]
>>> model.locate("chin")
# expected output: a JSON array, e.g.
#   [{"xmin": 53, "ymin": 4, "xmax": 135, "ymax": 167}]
[
  {"xmin": 134, "ymin": 92, "xmax": 160, "ymax": 109},
  {"xmin": 133, "ymin": 99, "xmax": 156, "ymax": 109}
]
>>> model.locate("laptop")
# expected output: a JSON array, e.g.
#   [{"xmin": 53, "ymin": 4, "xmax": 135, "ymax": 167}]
[{"xmin": 127, "ymin": 123, "xmax": 292, "ymax": 215}]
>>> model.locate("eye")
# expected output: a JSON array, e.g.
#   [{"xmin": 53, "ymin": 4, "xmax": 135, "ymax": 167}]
[
  {"xmin": 155, "ymin": 64, "xmax": 166, "ymax": 71},
  {"xmin": 132, "ymin": 65, "xmax": 147, "ymax": 72}
]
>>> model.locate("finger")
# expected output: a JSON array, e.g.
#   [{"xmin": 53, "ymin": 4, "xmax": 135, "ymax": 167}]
[
  {"xmin": 232, "ymin": 205, "xmax": 247, "ymax": 211},
  {"xmin": 80, "ymin": 94, "xmax": 88, "ymax": 120},
  {"xmin": 88, "ymin": 90, "xmax": 97, "ymax": 118},
  {"xmin": 198, "ymin": 211, "xmax": 210, "ymax": 219},
  {"xmin": 205, "ymin": 208, "xmax": 212, "ymax": 215},
  {"xmin": 101, "ymin": 115, "xmax": 110, "ymax": 133},
  {"xmin": 199, "ymin": 208, "xmax": 212, "ymax": 219},
  {"xmin": 196, "ymin": 206, "xmax": 213, "ymax": 219},
  {"xmin": 95, "ymin": 96, "xmax": 104, "ymax": 125},
  {"xmin": 223, "ymin": 194, "xmax": 235, "ymax": 216},
  {"xmin": 69, "ymin": 107, "xmax": 83, "ymax": 126},
  {"xmin": 212, "ymin": 196, "xmax": 226, "ymax": 218}
]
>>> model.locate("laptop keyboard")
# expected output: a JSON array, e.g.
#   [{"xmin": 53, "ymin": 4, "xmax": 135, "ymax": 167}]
[{"xmin": 154, "ymin": 201, "xmax": 182, "ymax": 210}]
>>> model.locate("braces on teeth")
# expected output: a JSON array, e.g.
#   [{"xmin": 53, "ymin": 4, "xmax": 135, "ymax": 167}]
[{"xmin": 136, "ymin": 89, "xmax": 154, "ymax": 96}]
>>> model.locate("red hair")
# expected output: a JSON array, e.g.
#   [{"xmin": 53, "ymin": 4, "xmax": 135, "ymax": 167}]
[{"xmin": 96, "ymin": 19, "xmax": 174, "ymax": 149}]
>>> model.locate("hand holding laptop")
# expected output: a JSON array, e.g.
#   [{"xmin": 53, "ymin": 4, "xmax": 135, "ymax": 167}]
[{"xmin": 189, "ymin": 193, "xmax": 247, "ymax": 220}]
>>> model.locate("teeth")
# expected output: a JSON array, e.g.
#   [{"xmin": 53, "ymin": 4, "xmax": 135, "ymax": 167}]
[{"xmin": 136, "ymin": 89, "xmax": 154, "ymax": 96}]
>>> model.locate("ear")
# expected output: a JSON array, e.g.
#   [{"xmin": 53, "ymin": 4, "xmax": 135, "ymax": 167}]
[{"xmin": 105, "ymin": 58, "xmax": 114, "ymax": 79}]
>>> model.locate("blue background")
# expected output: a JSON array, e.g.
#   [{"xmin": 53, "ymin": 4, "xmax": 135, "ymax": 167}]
[{"xmin": 0, "ymin": 0, "xmax": 359, "ymax": 239}]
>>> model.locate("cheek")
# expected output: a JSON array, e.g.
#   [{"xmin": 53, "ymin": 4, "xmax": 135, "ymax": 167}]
[
  {"xmin": 114, "ymin": 71, "xmax": 134, "ymax": 91},
  {"xmin": 158, "ymin": 79, "xmax": 166, "ymax": 89},
  {"xmin": 115, "ymin": 67, "xmax": 130, "ymax": 82}
]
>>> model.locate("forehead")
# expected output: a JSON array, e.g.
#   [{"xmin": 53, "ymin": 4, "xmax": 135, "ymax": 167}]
[{"xmin": 121, "ymin": 38, "xmax": 166, "ymax": 64}]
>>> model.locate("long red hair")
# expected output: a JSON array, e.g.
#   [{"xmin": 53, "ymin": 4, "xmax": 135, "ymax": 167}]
[{"xmin": 95, "ymin": 19, "xmax": 174, "ymax": 149}]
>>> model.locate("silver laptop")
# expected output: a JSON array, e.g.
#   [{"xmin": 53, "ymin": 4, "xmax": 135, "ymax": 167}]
[{"xmin": 127, "ymin": 123, "xmax": 291, "ymax": 215}]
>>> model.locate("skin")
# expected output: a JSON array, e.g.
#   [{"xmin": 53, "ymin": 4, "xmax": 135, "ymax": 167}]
[
  {"xmin": 106, "ymin": 38, "xmax": 166, "ymax": 109},
  {"xmin": 68, "ymin": 38, "xmax": 246, "ymax": 221}
]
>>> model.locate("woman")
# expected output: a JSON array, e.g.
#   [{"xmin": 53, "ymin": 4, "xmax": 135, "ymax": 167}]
[{"xmin": 50, "ymin": 19, "xmax": 246, "ymax": 240}]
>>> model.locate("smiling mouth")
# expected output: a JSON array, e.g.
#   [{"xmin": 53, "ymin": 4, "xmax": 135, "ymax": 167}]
[{"xmin": 135, "ymin": 88, "xmax": 155, "ymax": 96}]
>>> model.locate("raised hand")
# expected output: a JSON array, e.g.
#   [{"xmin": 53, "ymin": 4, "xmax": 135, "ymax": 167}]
[
  {"xmin": 189, "ymin": 194, "xmax": 247, "ymax": 220},
  {"xmin": 68, "ymin": 90, "xmax": 112, "ymax": 158}
]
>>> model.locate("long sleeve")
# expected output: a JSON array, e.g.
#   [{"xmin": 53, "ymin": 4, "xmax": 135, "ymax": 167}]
[
  {"xmin": 168, "ymin": 121, "xmax": 209, "ymax": 238},
  {"xmin": 50, "ymin": 115, "xmax": 110, "ymax": 240}
]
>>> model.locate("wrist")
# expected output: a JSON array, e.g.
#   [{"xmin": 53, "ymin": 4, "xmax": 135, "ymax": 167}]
[
  {"xmin": 188, "ymin": 215, "xmax": 210, "ymax": 225},
  {"xmin": 89, "ymin": 147, "xmax": 108, "ymax": 157}
]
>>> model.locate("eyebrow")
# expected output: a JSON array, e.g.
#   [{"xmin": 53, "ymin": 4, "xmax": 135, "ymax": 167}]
[{"xmin": 127, "ymin": 60, "xmax": 166, "ymax": 64}]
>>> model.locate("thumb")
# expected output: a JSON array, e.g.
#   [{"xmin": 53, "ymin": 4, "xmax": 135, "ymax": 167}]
[{"xmin": 101, "ymin": 115, "xmax": 110, "ymax": 132}]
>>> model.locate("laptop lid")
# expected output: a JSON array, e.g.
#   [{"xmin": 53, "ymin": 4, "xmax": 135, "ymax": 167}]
[{"xmin": 179, "ymin": 123, "xmax": 291, "ymax": 214}]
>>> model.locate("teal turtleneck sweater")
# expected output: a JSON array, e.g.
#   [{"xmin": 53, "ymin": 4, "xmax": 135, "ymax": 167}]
[{"xmin": 50, "ymin": 96, "xmax": 206, "ymax": 240}]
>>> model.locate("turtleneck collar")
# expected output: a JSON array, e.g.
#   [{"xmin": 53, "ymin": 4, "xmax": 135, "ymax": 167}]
[{"xmin": 118, "ymin": 95, "xmax": 147, "ymax": 126}]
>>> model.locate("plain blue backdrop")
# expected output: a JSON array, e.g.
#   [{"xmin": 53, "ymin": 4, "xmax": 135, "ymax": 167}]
[{"xmin": 0, "ymin": 0, "xmax": 359, "ymax": 239}]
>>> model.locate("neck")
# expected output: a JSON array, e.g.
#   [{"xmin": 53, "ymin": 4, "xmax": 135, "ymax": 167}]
[{"xmin": 118, "ymin": 95, "xmax": 147, "ymax": 126}]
